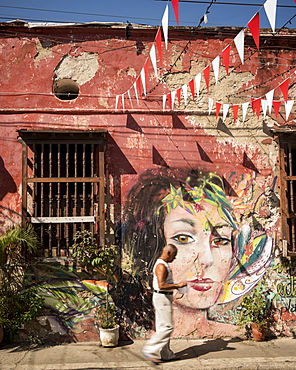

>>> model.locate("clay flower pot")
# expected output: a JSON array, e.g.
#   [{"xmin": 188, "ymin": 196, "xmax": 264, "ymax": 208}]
[{"xmin": 251, "ymin": 322, "xmax": 266, "ymax": 341}]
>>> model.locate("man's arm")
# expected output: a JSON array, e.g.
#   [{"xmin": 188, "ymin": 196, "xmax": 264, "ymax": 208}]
[{"xmin": 155, "ymin": 263, "xmax": 187, "ymax": 290}]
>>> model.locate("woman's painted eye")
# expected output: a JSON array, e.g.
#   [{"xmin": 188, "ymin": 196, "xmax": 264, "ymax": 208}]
[
  {"xmin": 172, "ymin": 234, "xmax": 194, "ymax": 243},
  {"xmin": 211, "ymin": 237, "xmax": 231, "ymax": 247}
]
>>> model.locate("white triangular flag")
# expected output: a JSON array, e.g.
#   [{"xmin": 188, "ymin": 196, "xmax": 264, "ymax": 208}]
[
  {"xmin": 127, "ymin": 89, "xmax": 133, "ymax": 108},
  {"xmin": 285, "ymin": 100, "xmax": 294, "ymax": 121},
  {"xmin": 140, "ymin": 68, "xmax": 146, "ymax": 96},
  {"xmin": 133, "ymin": 82, "xmax": 139, "ymax": 105},
  {"xmin": 162, "ymin": 5, "xmax": 169, "ymax": 50},
  {"xmin": 234, "ymin": 29, "xmax": 245, "ymax": 64},
  {"xmin": 163, "ymin": 94, "xmax": 166, "ymax": 111},
  {"xmin": 242, "ymin": 102, "xmax": 249, "ymax": 122},
  {"xmin": 208, "ymin": 98, "xmax": 214, "ymax": 115},
  {"xmin": 182, "ymin": 84, "xmax": 188, "ymax": 105},
  {"xmin": 223, "ymin": 104, "xmax": 229, "ymax": 121},
  {"xmin": 150, "ymin": 44, "xmax": 158, "ymax": 79},
  {"xmin": 121, "ymin": 94, "xmax": 125, "ymax": 111},
  {"xmin": 265, "ymin": 89, "xmax": 274, "ymax": 114},
  {"xmin": 212, "ymin": 56, "xmax": 220, "ymax": 84},
  {"xmin": 195, "ymin": 73, "xmax": 201, "ymax": 97},
  {"xmin": 261, "ymin": 99, "xmax": 268, "ymax": 118},
  {"xmin": 264, "ymin": 0, "xmax": 277, "ymax": 33},
  {"xmin": 171, "ymin": 90, "xmax": 176, "ymax": 110},
  {"xmin": 115, "ymin": 95, "xmax": 119, "ymax": 110}
]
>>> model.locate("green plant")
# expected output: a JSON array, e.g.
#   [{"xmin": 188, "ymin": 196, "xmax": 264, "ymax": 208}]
[
  {"xmin": 237, "ymin": 281, "xmax": 273, "ymax": 329},
  {"xmin": 96, "ymin": 288, "xmax": 118, "ymax": 329},
  {"xmin": 70, "ymin": 230, "xmax": 119, "ymax": 283},
  {"xmin": 0, "ymin": 223, "xmax": 40, "ymax": 266},
  {"xmin": 0, "ymin": 224, "xmax": 43, "ymax": 341},
  {"xmin": 0, "ymin": 287, "xmax": 43, "ymax": 341},
  {"xmin": 70, "ymin": 230, "xmax": 120, "ymax": 330}
]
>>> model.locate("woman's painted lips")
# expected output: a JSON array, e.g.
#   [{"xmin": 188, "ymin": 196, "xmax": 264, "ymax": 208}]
[{"xmin": 188, "ymin": 278, "xmax": 214, "ymax": 291}]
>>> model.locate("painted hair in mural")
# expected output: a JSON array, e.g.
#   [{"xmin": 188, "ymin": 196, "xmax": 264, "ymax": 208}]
[{"xmin": 123, "ymin": 167, "xmax": 273, "ymax": 311}]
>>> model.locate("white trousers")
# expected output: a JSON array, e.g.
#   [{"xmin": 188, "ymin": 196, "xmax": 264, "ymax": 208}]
[{"xmin": 143, "ymin": 292, "xmax": 175, "ymax": 360}]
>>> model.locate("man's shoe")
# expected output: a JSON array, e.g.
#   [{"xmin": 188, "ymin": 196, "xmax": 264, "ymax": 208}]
[{"xmin": 141, "ymin": 351, "xmax": 163, "ymax": 365}]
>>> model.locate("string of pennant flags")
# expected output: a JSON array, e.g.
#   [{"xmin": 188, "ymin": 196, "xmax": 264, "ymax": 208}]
[
  {"xmin": 163, "ymin": 71, "xmax": 295, "ymax": 123},
  {"xmin": 115, "ymin": 0, "xmax": 295, "ymax": 122}
]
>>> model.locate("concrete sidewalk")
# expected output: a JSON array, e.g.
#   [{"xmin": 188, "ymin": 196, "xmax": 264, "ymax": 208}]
[{"xmin": 1, "ymin": 337, "xmax": 296, "ymax": 370}]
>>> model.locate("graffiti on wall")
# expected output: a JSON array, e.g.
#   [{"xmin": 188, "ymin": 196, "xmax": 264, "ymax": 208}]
[
  {"xmin": 271, "ymin": 260, "xmax": 296, "ymax": 319},
  {"xmin": 122, "ymin": 167, "xmax": 274, "ymax": 336},
  {"xmin": 24, "ymin": 262, "xmax": 115, "ymax": 341},
  {"xmin": 22, "ymin": 167, "xmax": 278, "ymax": 339},
  {"xmin": 275, "ymin": 260, "xmax": 296, "ymax": 298}
]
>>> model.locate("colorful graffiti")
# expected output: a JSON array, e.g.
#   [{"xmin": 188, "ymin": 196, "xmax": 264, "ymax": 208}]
[
  {"xmin": 23, "ymin": 262, "xmax": 113, "ymax": 341},
  {"xmin": 19, "ymin": 167, "xmax": 283, "ymax": 340},
  {"xmin": 122, "ymin": 167, "xmax": 274, "ymax": 336},
  {"xmin": 24, "ymin": 260, "xmax": 153, "ymax": 341}
]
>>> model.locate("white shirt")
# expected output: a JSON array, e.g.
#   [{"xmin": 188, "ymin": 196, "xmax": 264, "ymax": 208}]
[{"xmin": 153, "ymin": 259, "xmax": 174, "ymax": 292}]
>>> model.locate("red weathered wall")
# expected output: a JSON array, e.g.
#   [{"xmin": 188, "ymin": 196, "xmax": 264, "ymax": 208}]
[{"xmin": 0, "ymin": 23, "xmax": 296, "ymax": 341}]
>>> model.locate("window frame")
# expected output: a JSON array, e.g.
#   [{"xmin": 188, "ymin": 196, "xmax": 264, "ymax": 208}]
[
  {"xmin": 277, "ymin": 131, "xmax": 296, "ymax": 256},
  {"xmin": 18, "ymin": 129, "xmax": 107, "ymax": 256}
]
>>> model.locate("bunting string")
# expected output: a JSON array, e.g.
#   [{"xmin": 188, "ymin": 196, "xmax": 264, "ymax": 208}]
[
  {"xmin": 115, "ymin": 0, "xmax": 295, "ymax": 124},
  {"xmin": 115, "ymin": 0, "xmax": 218, "ymax": 109}
]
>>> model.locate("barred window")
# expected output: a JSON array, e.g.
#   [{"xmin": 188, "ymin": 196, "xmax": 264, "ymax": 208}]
[{"xmin": 18, "ymin": 130, "xmax": 106, "ymax": 257}]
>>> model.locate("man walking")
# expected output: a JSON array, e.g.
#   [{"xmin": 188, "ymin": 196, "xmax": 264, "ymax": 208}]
[{"xmin": 142, "ymin": 244, "xmax": 187, "ymax": 364}]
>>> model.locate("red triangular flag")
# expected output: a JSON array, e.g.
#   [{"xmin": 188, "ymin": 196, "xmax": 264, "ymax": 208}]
[
  {"xmin": 155, "ymin": 28, "xmax": 162, "ymax": 65},
  {"xmin": 251, "ymin": 98, "xmax": 256, "ymax": 113},
  {"xmin": 248, "ymin": 13, "xmax": 260, "ymax": 50},
  {"xmin": 188, "ymin": 79, "xmax": 195, "ymax": 99},
  {"xmin": 233, "ymin": 104, "xmax": 239, "ymax": 123},
  {"xmin": 136, "ymin": 76, "xmax": 142, "ymax": 97},
  {"xmin": 216, "ymin": 102, "xmax": 222, "ymax": 119},
  {"xmin": 222, "ymin": 45, "xmax": 231, "ymax": 75},
  {"xmin": 171, "ymin": 0, "xmax": 179, "ymax": 25},
  {"xmin": 273, "ymin": 101, "xmax": 281, "ymax": 118},
  {"xmin": 167, "ymin": 92, "xmax": 172, "ymax": 110},
  {"xmin": 253, "ymin": 98, "xmax": 261, "ymax": 118},
  {"xmin": 203, "ymin": 65, "xmax": 210, "ymax": 91},
  {"xmin": 279, "ymin": 78, "xmax": 289, "ymax": 102},
  {"xmin": 176, "ymin": 88, "xmax": 181, "ymax": 105}
]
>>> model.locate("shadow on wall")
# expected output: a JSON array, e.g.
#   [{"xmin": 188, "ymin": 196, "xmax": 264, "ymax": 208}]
[
  {"xmin": 105, "ymin": 134, "xmax": 137, "ymax": 243},
  {"xmin": 0, "ymin": 156, "xmax": 17, "ymax": 201}
]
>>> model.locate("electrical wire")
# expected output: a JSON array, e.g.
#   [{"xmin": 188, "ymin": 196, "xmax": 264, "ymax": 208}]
[
  {"xmin": 0, "ymin": 3, "xmax": 294, "ymax": 27},
  {"xmin": 0, "ymin": 5, "xmax": 162, "ymax": 24},
  {"xmin": 156, "ymin": 0, "xmax": 296, "ymax": 8},
  {"xmin": 0, "ymin": 3, "xmax": 294, "ymax": 102},
  {"xmin": 146, "ymin": 10, "xmax": 296, "ymax": 102}
]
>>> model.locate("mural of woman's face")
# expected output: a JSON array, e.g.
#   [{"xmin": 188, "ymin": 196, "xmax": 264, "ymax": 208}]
[{"xmin": 163, "ymin": 201, "xmax": 234, "ymax": 310}]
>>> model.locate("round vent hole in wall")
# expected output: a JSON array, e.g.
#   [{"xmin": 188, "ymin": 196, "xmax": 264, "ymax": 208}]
[{"xmin": 53, "ymin": 79, "xmax": 79, "ymax": 101}]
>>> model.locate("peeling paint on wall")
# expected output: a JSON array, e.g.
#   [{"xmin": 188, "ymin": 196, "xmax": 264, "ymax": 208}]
[
  {"xmin": 34, "ymin": 39, "xmax": 53, "ymax": 63},
  {"xmin": 54, "ymin": 52, "xmax": 99, "ymax": 85}
]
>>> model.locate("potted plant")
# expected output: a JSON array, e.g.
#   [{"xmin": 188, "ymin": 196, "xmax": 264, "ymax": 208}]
[
  {"xmin": 237, "ymin": 281, "xmax": 273, "ymax": 341},
  {"xmin": 0, "ymin": 224, "xmax": 43, "ymax": 343},
  {"xmin": 94, "ymin": 286, "xmax": 119, "ymax": 347},
  {"xmin": 70, "ymin": 230, "xmax": 120, "ymax": 346}
]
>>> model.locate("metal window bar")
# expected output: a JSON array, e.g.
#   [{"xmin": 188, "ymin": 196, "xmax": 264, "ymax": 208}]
[
  {"xmin": 288, "ymin": 144, "xmax": 296, "ymax": 251},
  {"xmin": 66, "ymin": 143, "xmax": 70, "ymax": 253},
  {"xmin": 19, "ymin": 131, "xmax": 106, "ymax": 258}
]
